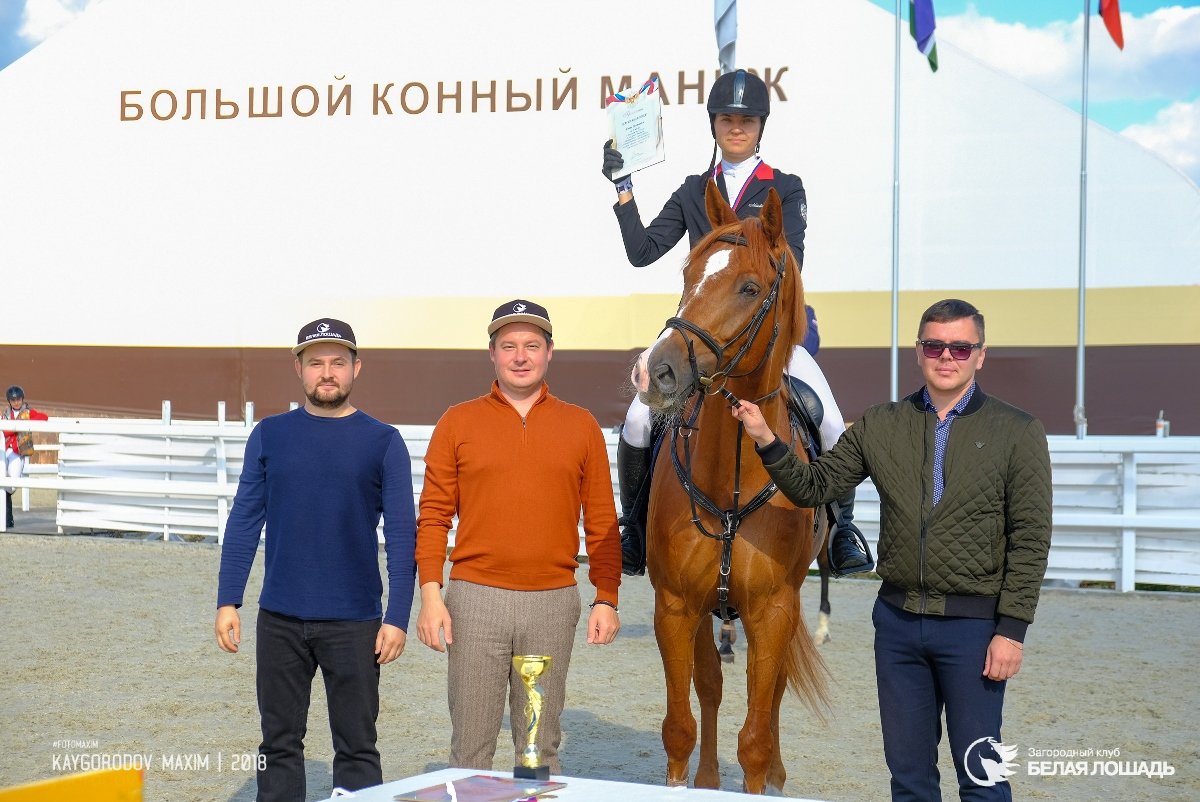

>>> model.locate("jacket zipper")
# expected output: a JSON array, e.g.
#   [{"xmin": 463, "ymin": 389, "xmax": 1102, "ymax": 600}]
[{"xmin": 918, "ymin": 412, "xmax": 933, "ymax": 613}]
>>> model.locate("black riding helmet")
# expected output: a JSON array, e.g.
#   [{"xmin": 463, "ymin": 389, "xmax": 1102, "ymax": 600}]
[
  {"xmin": 6, "ymin": 386, "xmax": 24, "ymax": 402},
  {"xmin": 707, "ymin": 69, "xmax": 770, "ymax": 141}
]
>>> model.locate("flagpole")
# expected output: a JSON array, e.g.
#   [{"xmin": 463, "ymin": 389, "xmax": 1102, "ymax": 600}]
[
  {"xmin": 1075, "ymin": 0, "xmax": 1090, "ymax": 439},
  {"xmin": 890, "ymin": 0, "xmax": 901, "ymax": 402}
]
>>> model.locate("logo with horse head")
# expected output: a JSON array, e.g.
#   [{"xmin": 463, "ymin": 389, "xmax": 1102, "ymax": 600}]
[
  {"xmin": 513, "ymin": 302, "xmax": 528, "ymax": 313},
  {"xmin": 316, "ymin": 322, "xmax": 331, "ymax": 333},
  {"xmin": 964, "ymin": 737, "xmax": 1020, "ymax": 787}
]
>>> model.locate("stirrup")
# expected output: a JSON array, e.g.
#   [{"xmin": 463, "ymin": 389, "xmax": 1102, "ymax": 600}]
[{"xmin": 828, "ymin": 524, "xmax": 874, "ymax": 578}]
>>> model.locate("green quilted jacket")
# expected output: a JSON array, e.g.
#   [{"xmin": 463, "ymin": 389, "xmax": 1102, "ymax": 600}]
[{"xmin": 758, "ymin": 387, "xmax": 1052, "ymax": 640}]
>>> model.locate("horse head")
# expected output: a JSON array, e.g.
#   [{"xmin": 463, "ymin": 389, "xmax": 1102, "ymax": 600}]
[{"xmin": 633, "ymin": 181, "xmax": 806, "ymax": 416}]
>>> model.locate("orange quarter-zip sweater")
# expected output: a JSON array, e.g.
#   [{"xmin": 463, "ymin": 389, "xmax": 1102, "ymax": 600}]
[{"xmin": 415, "ymin": 381, "xmax": 621, "ymax": 606}]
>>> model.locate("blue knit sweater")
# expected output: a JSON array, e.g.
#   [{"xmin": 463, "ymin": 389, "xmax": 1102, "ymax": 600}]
[{"xmin": 217, "ymin": 407, "xmax": 417, "ymax": 629}]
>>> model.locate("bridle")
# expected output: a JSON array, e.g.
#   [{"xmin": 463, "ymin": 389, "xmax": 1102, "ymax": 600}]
[
  {"xmin": 660, "ymin": 231, "xmax": 797, "ymax": 623},
  {"xmin": 662, "ymin": 233, "xmax": 787, "ymax": 400}
]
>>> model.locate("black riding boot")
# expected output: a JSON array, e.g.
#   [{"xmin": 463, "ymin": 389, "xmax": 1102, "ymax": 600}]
[
  {"xmin": 617, "ymin": 438, "xmax": 652, "ymax": 576},
  {"xmin": 5, "ymin": 492, "xmax": 13, "ymax": 529},
  {"xmin": 828, "ymin": 490, "xmax": 874, "ymax": 577}
]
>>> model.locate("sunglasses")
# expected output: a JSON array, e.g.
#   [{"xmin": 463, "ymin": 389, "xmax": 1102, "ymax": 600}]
[{"xmin": 917, "ymin": 340, "xmax": 983, "ymax": 360}]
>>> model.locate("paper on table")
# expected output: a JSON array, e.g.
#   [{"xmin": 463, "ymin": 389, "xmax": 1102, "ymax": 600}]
[
  {"xmin": 392, "ymin": 774, "xmax": 566, "ymax": 802},
  {"xmin": 605, "ymin": 76, "xmax": 665, "ymax": 180}
]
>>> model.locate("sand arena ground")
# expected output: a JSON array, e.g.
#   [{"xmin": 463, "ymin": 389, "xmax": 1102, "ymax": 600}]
[{"xmin": 1, "ymin": 533, "xmax": 1197, "ymax": 801}]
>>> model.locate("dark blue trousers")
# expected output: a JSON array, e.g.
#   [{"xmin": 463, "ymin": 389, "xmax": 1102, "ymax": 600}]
[
  {"xmin": 872, "ymin": 598, "xmax": 1011, "ymax": 802},
  {"xmin": 255, "ymin": 609, "xmax": 382, "ymax": 802}
]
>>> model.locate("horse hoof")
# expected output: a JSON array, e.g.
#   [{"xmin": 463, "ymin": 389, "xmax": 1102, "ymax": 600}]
[
  {"xmin": 665, "ymin": 776, "xmax": 688, "ymax": 788},
  {"xmin": 812, "ymin": 631, "xmax": 830, "ymax": 646},
  {"xmin": 718, "ymin": 646, "xmax": 735, "ymax": 664},
  {"xmin": 742, "ymin": 781, "xmax": 785, "ymax": 796}
]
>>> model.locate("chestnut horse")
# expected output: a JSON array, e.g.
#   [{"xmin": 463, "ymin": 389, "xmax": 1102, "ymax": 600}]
[{"xmin": 632, "ymin": 183, "xmax": 829, "ymax": 794}]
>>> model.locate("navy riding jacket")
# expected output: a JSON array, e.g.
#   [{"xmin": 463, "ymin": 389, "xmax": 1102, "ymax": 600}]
[{"xmin": 612, "ymin": 160, "xmax": 807, "ymax": 269}]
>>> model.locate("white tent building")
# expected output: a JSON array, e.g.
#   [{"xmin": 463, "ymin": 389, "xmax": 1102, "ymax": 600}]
[{"xmin": 1, "ymin": 0, "xmax": 1197, "ymax": 431}]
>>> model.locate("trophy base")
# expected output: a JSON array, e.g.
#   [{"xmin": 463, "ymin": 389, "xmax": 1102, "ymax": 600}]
[{"xmin": 514, "ymin": 765, "xmax": 550, "ymax": 780}]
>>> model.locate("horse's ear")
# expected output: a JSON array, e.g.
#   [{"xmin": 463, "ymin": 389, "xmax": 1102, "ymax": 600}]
[
  {"xmin": 705, "ymin": 179, "xmax": 739, "ymax": 229},
  {"xmin": 761, "ymin": 188, "xmax": 784, "ymax": 246}
]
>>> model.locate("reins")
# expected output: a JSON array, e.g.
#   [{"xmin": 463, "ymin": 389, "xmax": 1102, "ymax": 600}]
[{"xmin": 661, "ymin": 231, "xmax": 792, "ymax": 624}]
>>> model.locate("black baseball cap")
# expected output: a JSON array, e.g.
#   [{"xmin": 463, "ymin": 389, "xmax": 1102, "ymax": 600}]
[
  {"xmin": 292, "ymin": 318, "xmax": 357, "ymax": 355},
  {"xmin": 487, "ymin": 299, "xmax": 553, "ymax": 337}
]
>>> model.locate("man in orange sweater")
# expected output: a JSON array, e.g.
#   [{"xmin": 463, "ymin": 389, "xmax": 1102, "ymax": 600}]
[{"xmin": 415, "ymin": 299, "xmax": 622, "ymax": 775}]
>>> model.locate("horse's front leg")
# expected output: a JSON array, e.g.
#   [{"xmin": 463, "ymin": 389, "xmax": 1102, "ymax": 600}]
[
  {"xmin": 737, "ymin": 596, "xmax": 797, "ymax": 794},
  {"xmin": 654, "ymin": 594, "xmax": 702, "ymax": 787},
  {"xmin": 765, "ymin": 665, "xmax": 789, "ymax": 794},
  {"xmin": 692, "ymin": 617, "xmax": 724, "ymax": 789}
]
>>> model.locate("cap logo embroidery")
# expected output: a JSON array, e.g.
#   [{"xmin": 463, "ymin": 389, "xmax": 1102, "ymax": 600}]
[
  {"xmin": 316, "ymin": 322, "xmax": 331, "ymax": 333},
  {"xmin": 513, "ymin": 303, "xmax": 527, "ymax": 313}
]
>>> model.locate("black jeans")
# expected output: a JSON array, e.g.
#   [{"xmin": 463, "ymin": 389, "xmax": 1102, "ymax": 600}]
[{"xmin": 256, "ymin": 609, "xmax": 382, "ymax": 802}]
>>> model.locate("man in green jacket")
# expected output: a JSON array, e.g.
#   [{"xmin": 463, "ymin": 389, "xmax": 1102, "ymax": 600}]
[{"xmin": 733, "ymin": 298, "xmax": 1051, "ymax": 801}]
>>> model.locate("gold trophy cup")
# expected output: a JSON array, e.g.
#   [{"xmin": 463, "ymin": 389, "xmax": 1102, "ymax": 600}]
[{"xmin": 512, "ymin": 655, "xmax": 552, "ymax": 780}]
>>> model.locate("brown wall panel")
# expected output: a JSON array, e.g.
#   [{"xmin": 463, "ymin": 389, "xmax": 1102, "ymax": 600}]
[
  {"xmin": 0, "ymin": 345, "xmax": 642, "ymax": 429},
  {"xmin": 2, "ymin": 345, "xmax": 1195, "ymax": 435},
  {"xmin": 817, "ymin": 345, "xmax": 1198, "ymax": 436}
]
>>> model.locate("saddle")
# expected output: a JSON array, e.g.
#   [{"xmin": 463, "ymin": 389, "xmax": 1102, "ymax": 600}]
[{"xmin": 784, "ymin": 375, "xmax": 823, "ymax": 465}]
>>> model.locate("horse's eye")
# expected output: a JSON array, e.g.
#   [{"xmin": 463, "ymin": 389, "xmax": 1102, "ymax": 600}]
[{"xmin": 740, "ymin": 282, "xmax": 760, "ymax": 297}]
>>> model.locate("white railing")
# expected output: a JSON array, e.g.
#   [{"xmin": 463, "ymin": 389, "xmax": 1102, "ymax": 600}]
[
  {"xmin": 2, "ymin": 407, "xmax": 1197, "ymax": 591},
  {"xmin": 848, "ymin": 437, "xmax": 1200, "ymax": 591},
  {"xmin": 0, "ymin": 402, "xmax": 254, "ymax": 538}
]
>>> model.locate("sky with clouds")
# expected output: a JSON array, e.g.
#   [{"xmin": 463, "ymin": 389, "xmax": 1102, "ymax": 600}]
[{"xmin": 2, "ymin": 0, "xmax": 1198, "ymax": 182}]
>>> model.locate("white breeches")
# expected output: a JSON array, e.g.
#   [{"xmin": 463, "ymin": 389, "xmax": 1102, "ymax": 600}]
[
  {"xmin": 4, "ymin": 449, "xmax": 26, "ymax": 495},
  {"xmin": 622, "ymin": 345, "xmax": 846, "ymax": 452},
  {"xmin": 786, "ymin": 346, "xmax": 846, "ymax": 451}
]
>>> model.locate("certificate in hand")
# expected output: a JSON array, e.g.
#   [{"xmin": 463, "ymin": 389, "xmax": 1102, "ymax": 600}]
[{"xmin": 605, "ymin": 76, "xmax": 665, "ymax": 180}]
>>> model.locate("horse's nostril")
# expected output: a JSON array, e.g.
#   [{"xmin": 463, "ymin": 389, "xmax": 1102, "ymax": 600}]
[{"xmin": 652, "ymin": 362, "xmax": 675, "ymax": 393}]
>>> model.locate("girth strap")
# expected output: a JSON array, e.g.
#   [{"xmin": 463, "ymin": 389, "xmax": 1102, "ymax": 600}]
[{"xmin": 668, "ymin": 385, "xmax": 786, "ymax": 624}]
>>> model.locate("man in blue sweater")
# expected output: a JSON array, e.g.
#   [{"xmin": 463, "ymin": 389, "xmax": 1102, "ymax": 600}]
[{"xmin": 216, "ymin": 318, "xmax": 417, "ymax": 802}]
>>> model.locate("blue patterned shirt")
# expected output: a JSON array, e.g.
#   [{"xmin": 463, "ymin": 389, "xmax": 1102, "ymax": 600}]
[{"xmin": 923, "ymin": 383, "xmax": 976, "ymax": 506}]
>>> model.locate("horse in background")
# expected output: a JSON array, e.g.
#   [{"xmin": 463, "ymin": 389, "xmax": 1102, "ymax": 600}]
[{"xmin": 631, "ymin": 182, "xmax": 829, "ymax": 793}]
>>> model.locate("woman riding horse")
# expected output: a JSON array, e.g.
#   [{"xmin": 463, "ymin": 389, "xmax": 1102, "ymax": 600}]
[{"xmin": 601, "ymin": 69, "xmax": 872, "ymax": 579}]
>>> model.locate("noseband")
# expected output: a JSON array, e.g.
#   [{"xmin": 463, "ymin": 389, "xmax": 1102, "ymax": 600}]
[{"xmin": 663, "ymin": 233, "xmax": 787, "ymax": 398}]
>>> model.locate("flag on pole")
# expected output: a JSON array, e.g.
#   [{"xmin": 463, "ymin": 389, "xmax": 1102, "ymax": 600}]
[
  {"xmin": 909, "ymin": 0, "xmax": 939, "ymax": 72},
  {"xmin": 715, "ymin": 0, "xmax": 737, "ymax": 75},
  {"xmin": 1099, "ymin": 0, "xmax": 1125, "ymax": 49}
]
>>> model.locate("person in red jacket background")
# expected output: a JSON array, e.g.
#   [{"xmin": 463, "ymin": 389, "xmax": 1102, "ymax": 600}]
[{"xmin": 2, "ymin": 385, "xmax": 48, "ymax": 528}]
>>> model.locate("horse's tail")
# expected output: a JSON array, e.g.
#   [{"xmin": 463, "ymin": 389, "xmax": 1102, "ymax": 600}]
[{"xmin": 784, "ymin": 593, "xmax": 832, "ymax": 721}]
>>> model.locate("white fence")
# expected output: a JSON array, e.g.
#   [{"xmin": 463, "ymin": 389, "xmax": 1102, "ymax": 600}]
[{"xmin": 2, "ymin": 406, "xmax": 1198, "ymax": 592}]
